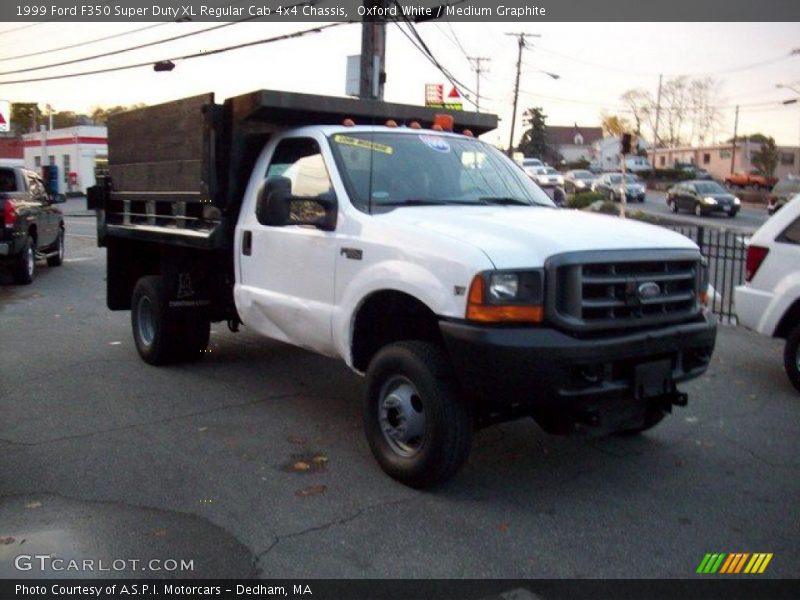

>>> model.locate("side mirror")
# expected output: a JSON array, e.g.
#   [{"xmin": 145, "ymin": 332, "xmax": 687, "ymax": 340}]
[
  {"xmin": 256, "ymin": 176, "xmax": 337, "ymax": 231},
  {"xmin": 50, "ymin": 193, "xmax": 66, "ymax": 204}
]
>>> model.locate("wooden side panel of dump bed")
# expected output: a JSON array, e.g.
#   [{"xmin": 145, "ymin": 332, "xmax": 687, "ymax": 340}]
[{"xmin": 105, "ymin": 93, "xmax": 222, "ymax": 247}]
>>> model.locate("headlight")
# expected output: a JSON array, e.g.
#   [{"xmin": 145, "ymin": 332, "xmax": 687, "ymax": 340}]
[
  {"xmin": 467, "ymin": 270, "xmax": 544, "ymax": 323},
  {"xmin": 733, "ymin": 197, "xmax": 741, "ymax": 205},
  {"xmin": 703, "ymin": 196, "xmax": 718, "ymax": 205},
  {"xmin": 576, "ymin": 180, "xmax": 586, "ymax": 189},
  {"xmin": 489, "ymin": 273, "xmax": 518, "ymax": 301}
]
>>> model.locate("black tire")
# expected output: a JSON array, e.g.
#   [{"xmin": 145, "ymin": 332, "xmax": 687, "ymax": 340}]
[
  {"xmin": 639, "ymin": 196, "xmax": 645, "ymax": 203},
  {"xmin": 784, "ymin": 324, "xmax": 800, "ymax": 394},
  {"xmin": 669, "ymin": 200, "xmax": 679, "ymax": 213},
  {"xmin": 131, "ymin": 276, "xmax": 211, "ymax": 365},
  {"xmin": 47, "ymin": 228, "xmax": 64, "ymax": 267},
  {"xmin": 728, "ymin": 210, "xmax": 738, "ymax": 218},
  {"xmin": 11, "ymin": 236, "xmax": 35, "ymax": 285},
  {"xmin": 613, "ymin": 409, "xmax": 667, "ymax": 436},
  {"xmin": 364, "ymin": 341, "xmax": 472, "ymax": 488}
]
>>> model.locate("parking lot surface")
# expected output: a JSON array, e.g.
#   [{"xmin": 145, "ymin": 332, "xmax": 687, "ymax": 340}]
[{"xmin": 1, "ymin": 223, "xmax": 798, "ymax": 579}]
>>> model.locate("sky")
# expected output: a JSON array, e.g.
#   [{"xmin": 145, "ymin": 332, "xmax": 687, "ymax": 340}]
[{"xmin": 0, "ymin": 19, "xmax": 799, "ymax": 149}]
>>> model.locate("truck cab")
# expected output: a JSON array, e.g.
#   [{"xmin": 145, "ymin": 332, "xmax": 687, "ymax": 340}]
[{"xmin": 92, "ymin": 91, "xmax": 717, "ymax": 487}]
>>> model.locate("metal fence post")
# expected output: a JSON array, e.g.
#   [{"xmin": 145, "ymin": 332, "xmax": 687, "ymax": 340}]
[{"xmin": 696, "ymin": 226, "xmax": 705, "ymax": 253}]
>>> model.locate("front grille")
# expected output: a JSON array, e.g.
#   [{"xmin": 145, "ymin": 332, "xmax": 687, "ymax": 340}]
[{"xmin": 547, "ymin": 249, "xmax": 702, "ymax": 333}]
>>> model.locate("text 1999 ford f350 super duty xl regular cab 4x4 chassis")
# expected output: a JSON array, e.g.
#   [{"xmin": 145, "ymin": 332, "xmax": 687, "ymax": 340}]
[{"xmin": 90, "ymin": 91, "xmax": 717, "ymax": 487}]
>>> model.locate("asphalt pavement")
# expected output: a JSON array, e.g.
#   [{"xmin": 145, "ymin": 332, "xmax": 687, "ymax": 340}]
[{"xmin": 0, "ymin": 216, "xmax": 798, "ymax": 582}]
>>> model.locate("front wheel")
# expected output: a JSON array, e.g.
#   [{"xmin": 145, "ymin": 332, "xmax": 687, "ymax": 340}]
[
  {"xmin": 364, "ymin": 341, "xmax": 472, "ymax": 488},
  {"xmin": 12, "ymin": 237, "xmax": 35, "ymax": 284},
  {"xmin": 47, "ymin": 228, "xmax": 64, "ymax": 266},
  {"xmin": 784, "ymin": 324, "xmax": 800, "ymax": 394},
  {"xmin": 694, "ymin": 204, "xmax": 704, "ymax": 217},
  {"xmin": 669, "ymin": 200, "xmax": 679, "ymax": 213}
]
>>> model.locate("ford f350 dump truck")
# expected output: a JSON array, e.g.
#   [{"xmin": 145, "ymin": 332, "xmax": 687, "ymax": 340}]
[{"xmin": 90, "ymin": 90, "xmax": 717, "ymax": 487}]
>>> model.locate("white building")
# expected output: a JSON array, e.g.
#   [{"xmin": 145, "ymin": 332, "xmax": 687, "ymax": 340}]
[
  {"xmin": 591, "ymin": 135, "xmax": 651, "ymax": 172},
  {"xmin": 23, "ymin": 126, "xmax": 107, "ymax": 194}
]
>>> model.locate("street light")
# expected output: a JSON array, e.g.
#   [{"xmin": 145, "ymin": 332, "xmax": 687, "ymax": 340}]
[{"xmin": 777, "ymin": 82, "xmax": 800, "ymax": 174}]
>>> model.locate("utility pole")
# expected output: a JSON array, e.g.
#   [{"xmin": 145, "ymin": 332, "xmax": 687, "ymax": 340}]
[
  {"xmin": 730, "ymin": 105, "xmax": 739, "ymax": 175},
  {"xmin": 468, "ymin": 56, "xmax": 490, "ymax": 113},
  {"xmin": 359, "ymin": 0, "xmax": 387, "ymax": 100},
  {"xmin": 506, "ymin": 32, "xmax": 540, "ymax": 157},
  {"xmin": 652, "ymin": 74, "xmax": 663, "ymax": 168}
]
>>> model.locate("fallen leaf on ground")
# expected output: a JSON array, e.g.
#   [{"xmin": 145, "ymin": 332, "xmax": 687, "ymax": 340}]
[
  {"xmin": 497, "ymin": 522, "xmax": 510, "ymax": 533},
  {"xmin": 292, "ymin": 461, "xmax": 311, "ymax": 472},
  {"xmin": 0, "ymin": 537, "xmax": 15, "ymax": 545},
  {"xmin": 312, "ymin": 454, "xmax": 328, "ymax": 464},
  {"xmin": 294, "ymin": 485, "xmax": 327, "ymax": 497},
  {"xmin": 152, "ymin": 529, "xmax": 167, "ymax": 537},
  {"xmin": 197, "ymin": 426, "xmax": 208, "ymax": 432},
  {"xmin": 25, "ymin": 501, "xmax": 42, "ymax": 509},
  {"xmin": 288, "ymin": 435, "xmax": 307, "ymax": 445}
]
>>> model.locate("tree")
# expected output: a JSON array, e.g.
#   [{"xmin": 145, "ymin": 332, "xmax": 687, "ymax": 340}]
[
  {"xmin": 600, "ymin": 113, "xmax": 631, "ymax": 137},
  {"xmin": 10, "ymin": 103, "xmax": 39, "ymax": 135},
  {"xmin": 517, "ymin": 107, "xmax": 556, "ymax": 160},
  {"xmin": 751, "ymin": 137, "xmax": 779, "ymax": 178},
  {"xmin": 727, "ymin": 133, "xmax": 770, "ymax": 143},
  {"xmin": 620, "ymin": 88, "xmax": 652, "ymax": 136},
  {"xmin": 90, "ymin": 104, "xmax": 145, "ymax": 124}
]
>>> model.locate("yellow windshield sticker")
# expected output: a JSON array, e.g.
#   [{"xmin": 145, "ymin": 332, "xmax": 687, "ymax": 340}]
[{"xmin": 333, "ymin": 134, "xmax": 393, "ymax": 155}]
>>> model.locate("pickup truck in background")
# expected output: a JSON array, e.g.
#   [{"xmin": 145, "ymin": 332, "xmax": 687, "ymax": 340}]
[
  {"xmin": 724, "ymin": 171, "xmax": 777, "ymax": 189},
  {"xmin": 90, "ymin": 91, "xmax": 717, "ymax": 487},
  {"xmin": 0, "ymin": 165, "xmax": 65, "ymax": 284}
]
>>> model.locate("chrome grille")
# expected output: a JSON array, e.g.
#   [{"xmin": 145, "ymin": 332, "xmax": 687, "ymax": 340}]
[{"xmin": 547, "ymin": 250, "xmax": 703, "ymax": 332}]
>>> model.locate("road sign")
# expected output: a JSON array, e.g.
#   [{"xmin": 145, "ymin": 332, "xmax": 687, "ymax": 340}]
[
  {"xmin": 448, "ymin": 86, "xmax": 461, "ymax": 99},
  {"xmin": 0, "ymin": 101, "xmax": 9, "ymax": 132},
  {"xmin": 425, "ymin": 84, "xmax": 444, "ymax": 106}
]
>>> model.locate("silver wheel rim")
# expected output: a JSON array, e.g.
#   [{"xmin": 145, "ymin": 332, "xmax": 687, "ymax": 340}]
[
  {"xmin": 796, "ymin": 346, "xmax": 800, "ymax": 374},
  {"xmin": 695, "ymin": 204, "xmax": 702, "ymax": 216},
  {"xmin": 26, "ymin": 244, "xmax": 34, "ymax": 277},
  {"xmin": 58, "ymin": 232, "xmax": 64, "ymax": 261},
  {"xmin": 378, "ymin": 376, "xmax": 426, "ymax": 458},
  {"xmin": 136, "ymin": 295, "xmax": 156, "ymax": 347}
]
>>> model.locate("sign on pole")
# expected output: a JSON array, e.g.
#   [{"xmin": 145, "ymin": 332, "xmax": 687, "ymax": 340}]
[
  {"xmin": 0, "ymin": 101, "xmax": 10, "ymax": 132},
  {"xmin": 425, "ymin": 84, "xmax": 463, "ymax": 111}
]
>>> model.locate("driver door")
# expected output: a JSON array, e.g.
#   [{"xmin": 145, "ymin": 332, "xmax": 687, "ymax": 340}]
[{"xmin": 237, "ymin": 136, "xmax": 339, "ymax": 357}]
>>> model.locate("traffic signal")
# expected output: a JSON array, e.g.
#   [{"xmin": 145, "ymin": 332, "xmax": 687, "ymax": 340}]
[{"xmin": 621, "ymin": 133, "xmax": 632, "ymax": 155}]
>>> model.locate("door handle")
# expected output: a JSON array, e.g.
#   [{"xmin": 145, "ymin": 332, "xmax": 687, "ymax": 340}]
[{"xmin": 242, "ymin": 230, "xmax": 252, "ymax": 256}]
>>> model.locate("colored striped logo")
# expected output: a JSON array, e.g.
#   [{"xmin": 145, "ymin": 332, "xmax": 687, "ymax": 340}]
[{"xmin": 696, "ymin": 553, "xmax": 773, "ymax": 574}]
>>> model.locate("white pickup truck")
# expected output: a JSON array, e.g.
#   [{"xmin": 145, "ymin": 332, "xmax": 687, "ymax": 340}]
[{"xmin": 91, "ymin": 91, "xmax": 717, "ymax": 487}]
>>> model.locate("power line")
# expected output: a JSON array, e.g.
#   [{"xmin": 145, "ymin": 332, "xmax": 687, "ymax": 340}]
[
  {"xmin": 0, "ymin": 22, "xmax": 172, "ymax": 63},
  {"xmin": 468, "ymin": 56, "xmax": 490, "ymax": 112},
  {"xmin": 0, "ymin": 12, "xmax": 290, "ymax": 76},
  {"xmin": 0, "ymin": 21, "xmax": 52, "ymax": 36},
  {"xmin": 0, "ymin": 23, "xmax": 348, "ymax": 86}
]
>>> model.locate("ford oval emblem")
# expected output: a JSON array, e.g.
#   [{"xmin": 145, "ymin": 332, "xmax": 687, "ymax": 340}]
[{"xmin": 638, "ymin": 281, "xmax": 661, "ymax": 300}]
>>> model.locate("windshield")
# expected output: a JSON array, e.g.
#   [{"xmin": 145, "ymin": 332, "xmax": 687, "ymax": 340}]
[
  {"xmin": 694, "ymin": 182, "xmax": 726, "ymax": 194},
  {"xmin": 545, "ymin": 167, "xmax": 558, "ymax": 175},
  {"xmin": 328, "ymin": 132, "xmax": 555, "ymax": 211},
  {"xmin": 573, "ymin": 170, "xmax": 593, "ymax": 179}
]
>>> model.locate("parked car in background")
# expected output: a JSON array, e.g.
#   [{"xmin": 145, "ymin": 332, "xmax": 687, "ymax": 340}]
[
  {"xmin": 768, "ymin": 174, "xmax": 800, "ymax": 216},
  {"xmin": 622, "ymin": 155, "xmax": 652, "ymax": 173},
  {"xmin": 563, "ymin": 169, "xmax": 596, "ymax": 193},
  {"xmin": 666, "ymin": 180, "xmax": 740, "ymax": 218},
  {"xmin": 725, "ymin": 171, "xmax": 777, "ymax": 190},
  {"xmin": 735, "ymin": 193, "xmax": 800, "ymax": 393},
  {"xmin": 521, "ymin": 157, "xmax": 544, "ymax": 178},
  {"xmin": 592, "ymin": 172, "xmax": 646, "ymax": 202},
  {"xmin": 531, "ymin": 166, "xmax": 564, "ymax": 188},
  {"xmin": 673, "ymin": 162, "xmax": 712, "ymax": 180},
  {"xmin": 0, "ymin": 165, "xmax": 65, "ymax": 284}
]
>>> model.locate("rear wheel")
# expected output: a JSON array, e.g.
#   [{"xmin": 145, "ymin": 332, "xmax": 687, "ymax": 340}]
[
  {"xmin": 131, "ymin": 276, "xmax": 209, "ymax": 365},
  {"xmin": 784, "ymin": 324, "xmax": 800, "ymax": 394},
  {"xmin": 364, "ymin": 341, "xmax": 472, "ymax": 488},
  {"xmin": 47, "ymin": 228, "xmax": 64, "ymax": 266},
  {"xmin": 11, "ymin": 236, "xmax": 35, "ymax": 284}
]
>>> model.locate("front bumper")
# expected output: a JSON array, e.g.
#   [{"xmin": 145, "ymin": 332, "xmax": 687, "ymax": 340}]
[{"xmin": 440, "ymin": 313, "xmax": 717, "ymax": 433}]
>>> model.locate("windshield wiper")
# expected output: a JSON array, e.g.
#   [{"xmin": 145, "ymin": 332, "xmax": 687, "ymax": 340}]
[
  {"xmin": 379, "ymin": 199, "xmax": 476, "ymax": 207},
  {"xmin": 479, "ymin": 196, "xmax": 532, "ymax": 206}
]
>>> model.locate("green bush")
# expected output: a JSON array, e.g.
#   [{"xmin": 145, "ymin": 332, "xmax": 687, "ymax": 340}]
[
  {"xmin": 594, "ymin": 200, "xmax": 621, "ymax": 215},
  {"xmin": 566, "ymin": 191, "xmax": 605, "ymax": 209}
]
